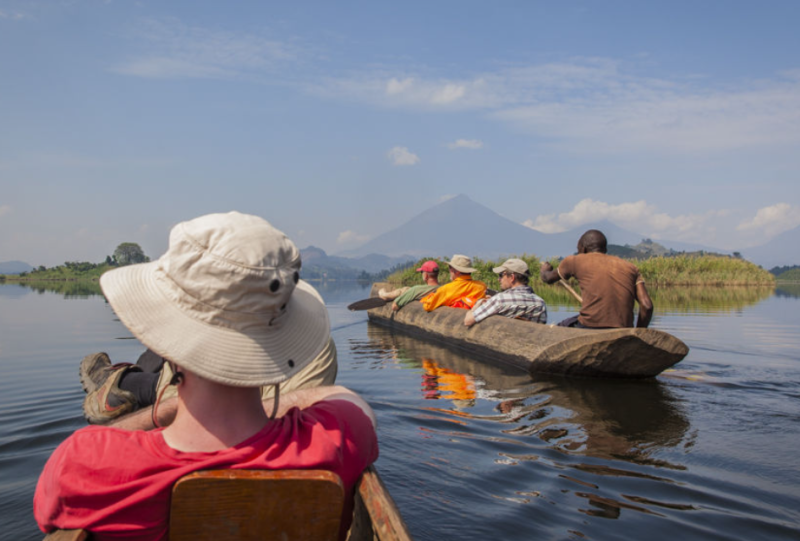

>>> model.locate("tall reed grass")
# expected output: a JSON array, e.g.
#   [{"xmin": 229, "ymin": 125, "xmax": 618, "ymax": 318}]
[{"xmin": 386, "ymin": 254, "xmax": 775, "ymax": 290}]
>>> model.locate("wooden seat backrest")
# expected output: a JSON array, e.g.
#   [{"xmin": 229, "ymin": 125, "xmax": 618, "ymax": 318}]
[
  {"xmin": 41, "ymin": 465, "xmax": 414, "ymax": 541},
  {"xmin": 169, "ymin": 469, "xmax": 345, "ymax": 541}
]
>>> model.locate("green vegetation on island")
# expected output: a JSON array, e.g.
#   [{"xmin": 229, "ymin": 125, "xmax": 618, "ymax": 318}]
[
  {"xmin": 0, "ymin": 243, "xmax": 150, "ymax": 283},
  {"xmin": 770, "ymin": 265, "xmax": 800, "ymax": 281}
]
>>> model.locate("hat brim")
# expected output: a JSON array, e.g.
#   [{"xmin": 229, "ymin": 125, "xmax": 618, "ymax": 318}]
[
  {"xmin": 100, "ymin": 262, "xmax": 330, "ymax": 387},
  {"xmin": 446, "ymin": 262, "xmax": 477, "ymax": 273}
]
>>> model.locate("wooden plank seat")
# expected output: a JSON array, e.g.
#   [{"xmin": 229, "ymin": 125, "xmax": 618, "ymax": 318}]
[
  {"xmin": 41, "ymin": 466, "xmax": 412, "ymax": 541},
  {"xmin": 171, "ymin": 469, "xmax": 345, "ymax": 540}
]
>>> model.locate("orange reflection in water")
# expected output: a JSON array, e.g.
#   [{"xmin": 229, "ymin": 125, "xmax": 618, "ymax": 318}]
[{"xmin": 420, "ymin": 358, "xmax": 476, "ymax": 408}]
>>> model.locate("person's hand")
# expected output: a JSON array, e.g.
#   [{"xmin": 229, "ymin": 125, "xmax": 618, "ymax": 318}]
[{"xmin": 392, "ymin": 302, "xmax": 400, "ymax": 311}]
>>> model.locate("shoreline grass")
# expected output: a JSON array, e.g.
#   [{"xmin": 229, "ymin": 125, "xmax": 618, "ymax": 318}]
[{"xmin": 386, "ymin": 254, "xmax": 775, "ymax": 289}]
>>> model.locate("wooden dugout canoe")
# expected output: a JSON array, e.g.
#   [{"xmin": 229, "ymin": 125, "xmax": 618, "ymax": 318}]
[{"xmin": 367, "ymin": 283, "xmax": 688, "ymax": 379}]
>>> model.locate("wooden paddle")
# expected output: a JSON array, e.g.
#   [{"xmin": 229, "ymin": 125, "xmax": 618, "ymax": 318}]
[
  {"xmin": 347, "ymin": 297, "xmax": 390, "ymax": 311},
  {"xmin": 559, "ymin": 279, "xmax": 583, "ymax": 303}
]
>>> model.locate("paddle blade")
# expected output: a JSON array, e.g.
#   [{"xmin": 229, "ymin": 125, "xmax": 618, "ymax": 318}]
[{"xmin": 347, "ymin": 297, "xmax": 389, "ymax": 311}]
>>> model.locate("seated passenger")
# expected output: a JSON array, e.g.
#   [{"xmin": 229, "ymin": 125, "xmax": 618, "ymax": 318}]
[
  {"xmin": 420, "ymin": 254, "xmax": 486, "ymax": 311},
  {"xmin": 540, "ymin": 229, "xmax": 653, "ymax": 328},
  {"xmin": 380, "ymin": 260, "xmax": 440, "ymax": 311},
  {"xmin": 464, "ymin": 258, "xmax": 547, "ymax": 327},
  {"xmin": 34, "ymin": 212, "xmax": 378, "ymax": 540}
]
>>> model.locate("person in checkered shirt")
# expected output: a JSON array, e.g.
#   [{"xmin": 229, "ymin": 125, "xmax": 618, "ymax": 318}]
[{"xmin": 463, "ymin": 258, "xmax": 547, "ymax": 327}]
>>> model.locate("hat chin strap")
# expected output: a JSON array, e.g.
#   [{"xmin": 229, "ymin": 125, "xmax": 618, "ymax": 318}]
[
  {"xmin": 151, "ymin": 362, "xmax": 183, "ymax": 429},
  {"xmin": 268, "ymin": 384, "xmax": 281, "ymax": 420}
]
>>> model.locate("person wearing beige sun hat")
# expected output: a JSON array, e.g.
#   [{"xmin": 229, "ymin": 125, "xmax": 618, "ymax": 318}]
[
  {"xmin": 464, "ymin": 258, "xmax": 547, "ymax": 327},
  {"xmin": 420, "ymin": 254, "xmax": 487, "ymax": 311},
  {"xmin": 35, "ymin": 212, "xmax": 378, "ymax": 539},
  {"xmin": 78, "ymin": 214, "xmax": 339, "ymax": 425}
]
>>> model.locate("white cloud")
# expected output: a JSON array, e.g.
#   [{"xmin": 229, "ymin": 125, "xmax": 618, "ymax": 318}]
[
  {"xmin": 113, "ymin": 19, "xmax": 299, "ymax": 80},
  {"xmin": 337, "ymin": 230, "xmax": 370, "ymax": 245},
  {"xmin": 737, "ymin": 204, "xmax": 800, "ymax": 236},
  {"xmin": 0, "ymin": 10, "xmax": 26, "ymax": 20},
  {"xmin": 0, "ymin": 205, "xmax": 11, "ymax": 217},
  {"xmin": 523, "ymin": 199, "xmax": 655, "ymax": 233},
  {"xmin": 438, "ymin": 194, "xmax": 458, "ymax": 203},
  {"xmin": 523, "ymin": 198, "xmax": 731, "ymax": 246},
  {"xmin": 316, "ymin": 73, "xmax": 497, "ymax": 111},
  {"xmin": 447, "ymin": 139, "xmax": 483, "ymax": 150},
  {"xmin": 319, "ymin": 59, "xmax": 800, "ymax": 154},
  {"xmin": 386, "ymin": 78, "xmax": 414, "ymax": 95},
  {"xmin": 387, "ymin": 146, "xmax": 420, "ymax": 166}
]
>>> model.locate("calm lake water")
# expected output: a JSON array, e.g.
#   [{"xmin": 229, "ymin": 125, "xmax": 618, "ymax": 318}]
[{"xmin": 1, "ymin": 281, "xmax": 799, "ymax": 540}]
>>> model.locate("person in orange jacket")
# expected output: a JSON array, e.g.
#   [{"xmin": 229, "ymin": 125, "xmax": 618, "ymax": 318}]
[{"xmin": 421, "ymin": 254, "xmax": 487, "ymax": 311}]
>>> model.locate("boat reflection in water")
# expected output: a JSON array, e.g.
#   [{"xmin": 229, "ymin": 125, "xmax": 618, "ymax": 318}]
[{"xmin": 363, "ymin": 322, "xmax": 691, "ymax": 468}]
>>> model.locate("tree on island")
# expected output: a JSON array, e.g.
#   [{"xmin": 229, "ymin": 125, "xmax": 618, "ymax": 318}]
[{"xmin": 113, "ymin": 243, "xmax": 149, "ymax": 266}]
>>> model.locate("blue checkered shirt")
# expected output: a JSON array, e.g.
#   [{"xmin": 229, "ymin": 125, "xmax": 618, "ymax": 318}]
[{"xmin": 471, "ymin": 285, "xmax": 547, "ymax": 324}]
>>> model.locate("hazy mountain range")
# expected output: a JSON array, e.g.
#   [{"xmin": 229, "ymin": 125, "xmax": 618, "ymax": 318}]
[
  {"xmin": 4, "ymin": 196, "xmax": 795, "ymax": 276},
  {"xmin": 300, "ymin": 246, "xmax": 412, "ymax": 276},
  {"xmin": 0, "ymin": 261, "xmax": 34, "ymax": 275},
  {"xmin": 736, "ymin": 226, "xmax": 800, "ymax": 270}
]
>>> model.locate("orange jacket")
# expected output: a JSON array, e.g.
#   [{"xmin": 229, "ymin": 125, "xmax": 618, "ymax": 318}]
[{"xmin": 420, "ymin": 275, "xmax": 487, "ymax": 311}]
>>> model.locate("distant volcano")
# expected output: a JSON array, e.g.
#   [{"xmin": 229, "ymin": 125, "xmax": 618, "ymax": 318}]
[{"xmin": 335, "ymin": 194, "xmax": 719, "ymax": 261}]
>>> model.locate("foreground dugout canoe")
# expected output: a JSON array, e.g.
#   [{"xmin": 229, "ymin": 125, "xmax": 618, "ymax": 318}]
[
  {"xmin": 367, "ymin": 283, "xmax": 688, "ymax": 378},
  {"xmin": 42, "ymin": 465, "xmax": 412, "ymax": 541}
]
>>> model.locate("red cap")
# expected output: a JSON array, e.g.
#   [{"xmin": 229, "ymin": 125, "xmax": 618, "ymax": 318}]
[{"xmin": 416, "ymin": 261, "xmax": 439, "ymax": 273}]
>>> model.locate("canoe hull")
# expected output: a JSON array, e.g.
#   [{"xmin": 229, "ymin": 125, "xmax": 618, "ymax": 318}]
[{"xmin": 367, "ymin": 283, "xmax": 688, "ymax": 378}]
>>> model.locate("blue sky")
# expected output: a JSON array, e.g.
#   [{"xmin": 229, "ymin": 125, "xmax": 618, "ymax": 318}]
[{"xmin": 2, "ymin": 1, "xmax": 799, "ymax": 266}]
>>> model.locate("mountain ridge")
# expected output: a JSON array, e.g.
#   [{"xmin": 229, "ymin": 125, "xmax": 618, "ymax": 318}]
[{"xmin": 0, "ymin": 260, "xmax": 34, "ymax": 275}]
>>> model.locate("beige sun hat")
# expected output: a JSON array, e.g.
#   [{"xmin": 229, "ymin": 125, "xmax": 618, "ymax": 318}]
[
  {"xmin": 493, "ymin": 258, "xmax": 530, "ymax": 276},
  {"xmin": 446, "ymin": 254, "xmax": 477, "ymax": 273},
  {"xmin": 99, "ymin": 211, "xmax": 330, "ymax": 387}
]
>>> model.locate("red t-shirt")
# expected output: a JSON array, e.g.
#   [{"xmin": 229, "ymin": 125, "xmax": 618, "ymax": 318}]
[{"xmin": 34, "ymin": 400, "xmax": 378, "ymax": 541}]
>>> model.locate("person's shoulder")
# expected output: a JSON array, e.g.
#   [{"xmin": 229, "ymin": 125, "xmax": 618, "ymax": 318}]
[
  {"xmin": 47, "ymin": 425, "xmax": 157, "ymax": 470},
  {"xmin": 67, "ymin": 424, "xmax": 158, "ymax": 448},
  {"xmin": 300, "ymin": 399, "xmax": 377, "ymax": 439},
  {"xmin": 605, "ymin": 253, "xmax": 640, "ymax": 270}
]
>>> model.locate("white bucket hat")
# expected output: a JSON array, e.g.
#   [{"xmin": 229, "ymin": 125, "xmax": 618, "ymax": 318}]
[
  {"xmin": 446, "ymin": 254, "xmax": 477, "ymax": 274},
  {"xmin": 493, "ymin": 258, "xmax": 530, "ymax": 276},
  {"xmin": 99, "ymin": 211, "xmax": 330, "ymax": 387}
]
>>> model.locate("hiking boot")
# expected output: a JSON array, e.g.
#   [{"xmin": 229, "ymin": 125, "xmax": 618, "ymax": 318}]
[
  {"xmin": 79, "ymin": 352, "xmax": 113, "ymax": 394},
  {"xmin": 80, "ymin": 354, "xmax": 141, "ymax": 424}
]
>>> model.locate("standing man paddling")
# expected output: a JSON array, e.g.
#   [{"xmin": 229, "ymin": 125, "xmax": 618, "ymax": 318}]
[
  {"xmin": 464, "ymin": 258, "xmax": 547, "ymax": 327},
  {"xmin": 540, "ymin": 229, "xmax": 653, "ymax": 329},
  {"xmin": 35, "ymin": 212, "xmax": 378, "ymax": 540}
]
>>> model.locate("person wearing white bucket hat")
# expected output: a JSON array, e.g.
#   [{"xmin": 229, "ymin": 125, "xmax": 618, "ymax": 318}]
[
  {"xmin": 34, "ymin": 212, "xmax": 378, "ymax": 540},
  {"xmin": 420, "ymin": 254, "xmax": 487, "ymax": 312}
]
